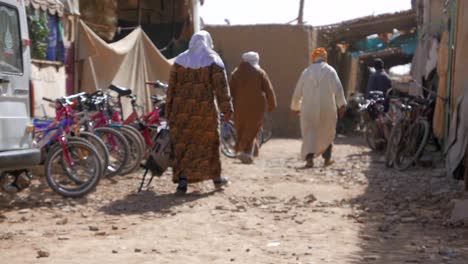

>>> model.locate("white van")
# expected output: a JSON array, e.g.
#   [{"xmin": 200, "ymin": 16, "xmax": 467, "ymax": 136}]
[{"xmin": 0, "ymin": 0, "xmax": 40, "ymax": 171}]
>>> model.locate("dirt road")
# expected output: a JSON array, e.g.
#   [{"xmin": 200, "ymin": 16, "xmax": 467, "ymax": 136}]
[{"xmin": 1, "ymin": 136, "xmax": 467, "ymax": 263}]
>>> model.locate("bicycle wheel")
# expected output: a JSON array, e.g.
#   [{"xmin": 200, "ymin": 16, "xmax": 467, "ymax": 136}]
[
  {"xmin": 93, "ymin": 127, "xmax": 130, "ymax": 177},
  {"xmin": 44, "ymin": 141, "xmax": 102, "ymax": 197},
  {"xmin": 220, "ymin": 120, "xmax": 237, "ymax": 158},
  {"xmin": 262, "ymin": 113, "xmax": 273, "ymax": 144},
  {"xmin": 394, "ymin": 119, "xmax": 430, "ymax": 171},
  {"xmin": 122, "ymin": 125, "xmax": 146, "ymax": 157},
  {"xmin": 385, "ymin": 119, "xmax": 404, "ymax": 168},
  {"xmin": 78, "ymin": 132, "xmax": 109, "ymax": 173},
  {"xmin": 365, "ymin": 121, "xmax": 379, "ymax": 151},
  {"xmin": 119, "ymin": 127, "xmax": 144, "ymax": 174},
  {"xmin": 61, "ymin": 137, "xmax": 103, "ymax": 184}
]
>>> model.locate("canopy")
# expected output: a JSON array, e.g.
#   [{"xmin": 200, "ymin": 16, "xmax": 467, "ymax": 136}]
[
  {"xmin": 78, "ymin": 21, "xmax": 172, "ymax": 117},
  {"xmin": 25, "ymin": 0, "xmax": 64, "ymax": 17}
]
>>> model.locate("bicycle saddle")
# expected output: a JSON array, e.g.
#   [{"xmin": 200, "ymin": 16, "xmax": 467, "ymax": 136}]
[
  {"xmin": 370, "ymin": 90, "xmax": 384, "ymax": 96},
  {"xmin": 151, "ymin": 95, "xmax": 166, "ymax": 103},
  {"xmin": 109, "ymin": 84, "xmax": 132, "ymax": 96}
]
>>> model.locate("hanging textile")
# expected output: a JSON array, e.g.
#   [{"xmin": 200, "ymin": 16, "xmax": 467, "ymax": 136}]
[
  {"xmin": 27, "ymin": 7, "xmax": 49, "ymax": 60},
  {"xmin": 65, "ymin": 44, "xmax": 74, "ymax": 95},
  {"xmin": 45, "ymin": 14, "xmax": 65, "ymax": 61},
  {"xmin": 451, "ymin": 0, "xmax": 468, "ymax": 115}
]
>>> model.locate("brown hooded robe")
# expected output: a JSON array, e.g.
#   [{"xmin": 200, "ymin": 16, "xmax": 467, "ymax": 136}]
[{"xmin": 229, "ymin": 62, "xmax": 277, "ymax": 155}]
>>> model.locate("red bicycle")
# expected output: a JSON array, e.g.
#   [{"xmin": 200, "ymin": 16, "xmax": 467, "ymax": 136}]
[
  {"xmin": 33, "ymin": 94, "xmax": 103, "ymax": 197},
  {"xmin": 106, "ymin": 82, "xmax": 167, "ymax": 156},
  {"xmin": 75, "ymin": 90, "xmax": 140, "ymax": 176},
  {"xmin": 124, "ymin": 82, "xmax": 167, "ymax": 149}
]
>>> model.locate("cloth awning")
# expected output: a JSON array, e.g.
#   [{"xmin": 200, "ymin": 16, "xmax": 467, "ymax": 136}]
[{"xmin": 25, "ymin": 0, "xmax": 65, "ymax": 17}]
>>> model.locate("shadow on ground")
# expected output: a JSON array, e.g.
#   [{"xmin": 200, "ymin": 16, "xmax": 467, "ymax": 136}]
[
  {"xmin": 337, "ymin": 135, "xmax": 468, "ymax": 263},
  {"xmin": 99, "ymin": 190, "xmax": 217, "ymax": 215},
  {"xmin": 0, "ymin": 179, "xmax": 90, "ymax": 212}
]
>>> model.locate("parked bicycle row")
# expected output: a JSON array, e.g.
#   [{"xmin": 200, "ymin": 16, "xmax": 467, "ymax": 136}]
[
  {"xmin": 0, "ymin": 81, "xmax": 165, "ymax": 198},
  {"xmin": 358, "ymin": 86, "xmax": 440, "ymax": 171}
]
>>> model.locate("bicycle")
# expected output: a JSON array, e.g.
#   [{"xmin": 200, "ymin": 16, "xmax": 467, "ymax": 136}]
[
  {"xmin": 220, "ymin": 113, "xmax": 237, "ymax": 158},
  {"xmin": 79, "ymin": 89, "xmax": 141, "ymax": 175},
  {"xmin": 363, "ymin": 91, "xmax": 392, "ymax": 151},
  {"xmin": 39, "ymin": 95, "xmax": 109, "ymax": 175},
  {"xmin": 72, "ymin": 91, "xmax": 131, "ymax": 177},
  {"xmin": 390, "ymin": 96, "xmax": 435, "ymax": 171},
  {"xmin": 122, "ymin": 81, "xmax": 168, "ymax": 154},
  {"xmin": 221, "ymin": 112, "xmax": 273, "ymax": 159},
  {"xmin": 33, "ymin": 94, "xmax": 103, "ymax": 197}
]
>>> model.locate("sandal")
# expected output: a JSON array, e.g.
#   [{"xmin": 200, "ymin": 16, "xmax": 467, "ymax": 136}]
[
  {"xmin": 213, "ymin": 176, "xmax": 229, "ymax": 189},
  {"xmin": 176, "ymin": 177, "xmax": 188, "ymax": 195},
  {"xmin": 324, "ymin": 159, "xmax": 335, "ymax": 167}
]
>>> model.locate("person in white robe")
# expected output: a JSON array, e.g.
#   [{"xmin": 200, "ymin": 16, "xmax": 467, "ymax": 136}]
[{"xmin": 290, "ymin": 47, "xmax": 347, "ymax": 168}]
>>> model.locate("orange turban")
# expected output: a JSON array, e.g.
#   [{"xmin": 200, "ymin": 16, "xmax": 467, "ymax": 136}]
[{"xmin": 311, "ymin": 47, "xmax": 327, "ymax": 63}]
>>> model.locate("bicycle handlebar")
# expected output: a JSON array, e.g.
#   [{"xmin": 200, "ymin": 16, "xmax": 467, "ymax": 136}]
[
  {"xmin": 42, "ymin": 97, "xmax": 54, "ymax": 103},
  {"xmin": 63, "ymin": 92, "xmax": 87, "ymax": 101},
  {"xmin": 146, "ymin": 80, "xmax": 168, "ymax": 90}
]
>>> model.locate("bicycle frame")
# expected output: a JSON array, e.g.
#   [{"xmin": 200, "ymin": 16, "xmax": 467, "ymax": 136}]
[
  {"xmin": 120, "ymin": 94, "xmax": 162, "ymax": 148},
  {"xmin": 34, "ymin": 97, "xmax": 82, "ymax": 168}
]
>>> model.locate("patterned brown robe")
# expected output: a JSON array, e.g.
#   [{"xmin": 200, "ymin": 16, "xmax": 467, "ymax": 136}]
[
  {"xmin": 229, "ymin": 62, "xmax": 277, "ymax": 155},
  {"xmin": 166, "ymin": 63, "xmax": 233, "ymax": 183}
]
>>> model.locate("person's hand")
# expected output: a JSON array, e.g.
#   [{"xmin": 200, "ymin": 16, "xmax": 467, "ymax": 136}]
[
  {"xmin": 291, "ymin": 110, "xmax": 300, "ymax": 116},
  {"xmin": 223, "ymin": 111, "xmax": 232, "ymax": 122},
  {"xmin": 339, "ymin": 105, "xmax": 346, "ymax": 119}
]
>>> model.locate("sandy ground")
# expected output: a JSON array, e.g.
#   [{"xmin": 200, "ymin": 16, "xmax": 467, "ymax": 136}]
[{"xmin": 1, "ymin": 135, "xmax": 468, "ymax": 264}]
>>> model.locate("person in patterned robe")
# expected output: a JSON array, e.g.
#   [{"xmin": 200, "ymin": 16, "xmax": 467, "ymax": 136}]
[{"xmin": 166, "ymin": 31, "xmax": 233, "ymax": 194}]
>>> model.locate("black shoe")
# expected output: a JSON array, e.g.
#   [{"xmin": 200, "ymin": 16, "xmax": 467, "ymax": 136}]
[
  {"xmin": 213, "ymin": 177, "xmax": 229, "ymax": 189},
  {"xmin": 176, "ymin": 178, "xmax": 188, "ymax": 195}
]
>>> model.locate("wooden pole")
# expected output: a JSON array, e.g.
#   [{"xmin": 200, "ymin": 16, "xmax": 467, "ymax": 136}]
[{"xmin": 298, "ymin": 0, "xmax": 305, "ymax": 25}]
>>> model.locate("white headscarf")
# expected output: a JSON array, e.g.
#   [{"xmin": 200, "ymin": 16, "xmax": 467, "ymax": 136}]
[
  {"xmin": 242, "ymin": 51, "xmax": 260, "ymax": 70},
  {"xmin": 175, "ymin": 30, "xmax": 225, "ymax": 69}
]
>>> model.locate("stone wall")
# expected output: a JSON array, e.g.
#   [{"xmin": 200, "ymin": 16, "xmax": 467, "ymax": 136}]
[{"xmin": 205, "ymin": 25, "xmax": 317, "ymax": 138}]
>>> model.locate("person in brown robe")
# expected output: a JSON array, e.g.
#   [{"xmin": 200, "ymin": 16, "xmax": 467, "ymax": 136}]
[
  {"xmin": 229, "ymin": 52, "xmax": 277, "ymax": 164},
  {"xmin": 166, "ymin": 31, "xmax": 233, "ymax": 194}
]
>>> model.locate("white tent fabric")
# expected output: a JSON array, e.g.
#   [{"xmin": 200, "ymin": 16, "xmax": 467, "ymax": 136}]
[
  {"xmin": 31, "ymin": 64, "xmax": 67, "ymax": 117},
  {"xmin": 78, "ymin": 21, "xmax": 172, "ymax": 117}
]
